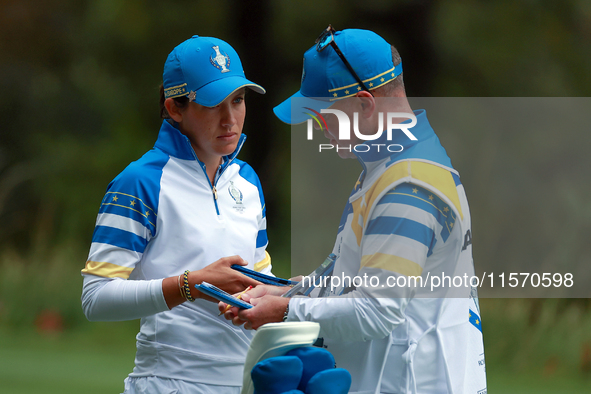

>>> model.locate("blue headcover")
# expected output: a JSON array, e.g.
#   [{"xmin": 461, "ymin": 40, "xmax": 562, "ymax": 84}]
[
  {"xmin": 305, "ymin": 369, "xmax": 352, "ymax": 394},
  {"xmin": 252, "ymin": 356, "xmax": 303, "ymax": 394},
  {"xmin": 251, "ymin": 346, "xmax": 351, "ymax": 394},
  {"xmin": 286, "ymin": 347, "xmax": 335, "ymax": 391}
]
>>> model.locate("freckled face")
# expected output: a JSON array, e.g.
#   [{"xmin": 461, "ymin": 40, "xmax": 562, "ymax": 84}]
[{"xmin": 179, "ymin": 89, "xmax": 246, "ymax": 164}]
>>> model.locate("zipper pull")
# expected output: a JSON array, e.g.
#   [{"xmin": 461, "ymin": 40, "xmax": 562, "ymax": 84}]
[{"xmin": 212, "ymin": 186, "xmax": 218, "ymax": 200}]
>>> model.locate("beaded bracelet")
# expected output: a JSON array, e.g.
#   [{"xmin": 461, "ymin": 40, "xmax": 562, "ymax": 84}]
[{"xmin": 182, "ymin": 270, "xmax": 195, "ymax": 302}]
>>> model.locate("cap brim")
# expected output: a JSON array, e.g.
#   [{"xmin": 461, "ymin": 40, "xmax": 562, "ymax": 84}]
[
  {"xmin": 273, "ymin": 90, "xmax": 334, "ymax": 125},
  {"xmin": 193, "ymin": 75, "xmax": 265, "ymax": 107}
]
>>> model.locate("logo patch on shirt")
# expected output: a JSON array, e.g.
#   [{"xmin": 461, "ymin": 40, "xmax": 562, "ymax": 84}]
[{"xmin": 228, "ymin": 181, "xmax": 244, "ymax": 213}]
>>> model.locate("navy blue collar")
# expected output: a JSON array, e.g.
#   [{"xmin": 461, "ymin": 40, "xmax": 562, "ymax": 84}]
[{"xmin": 354, "ymin": 109, "xmax": 452, "ymax": 168}]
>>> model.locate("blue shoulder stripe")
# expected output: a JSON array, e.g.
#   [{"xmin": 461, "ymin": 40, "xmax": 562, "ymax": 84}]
[
  {"xmin": 337, "ymin": 200, "xmax": 353, "ymax": 235},
  {"xmin": 237, "ymin": 160, "xmax": 266, "ymax": 218},
  {"xmin": 365, "ymin": 216, "xmax": 436, "ymax": 256},
  {"xmin": 360, "ymin": 109, "xmax": 453, "ymax": 168},
  {"xmin": 92, "ymin": 225, "xmax": 147, "ymax": 253},
  {"xmin": 379, "ymin": 184, "xmax": 440, "ymax": 216},
  {"xmin": 378, "ymin": 183, "xmax": 456, "ymax": 242},
  {"xmin": 256, "ymin": 229, "xmax": 268, "ymax": 248},
  {"xmin": 469, "ymin": 309, "xmax": 483, "ymax": 332},
  {"xmin": 99, "ymin": 193, "xmax": 156, "ymax": 234},
  {"xmin": 102, "ymin": 149, "xmax": 168, "ymax": 237},
  {"xmin": 336, "ymin": 183, "xmax": 360, "ymax": 235}
]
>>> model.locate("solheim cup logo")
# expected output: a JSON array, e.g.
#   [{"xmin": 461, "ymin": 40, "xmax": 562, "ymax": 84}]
[
  {"xmin": 228, "ymin": 181, "xmax": 243, "ymax": 204},
  {"xmin": 210, "ymin": 46, "xmax": 231, "ymax": 73},
  {"xmin": 228, "ymin": 181, "xmax": 245, "ymax": 213}
]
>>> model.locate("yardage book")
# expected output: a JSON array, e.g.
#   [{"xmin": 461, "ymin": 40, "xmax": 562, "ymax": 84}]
[
  {"xmin": 231, "ymin": 265, "xmax": 298, "ymax": 286},
  {"xmin": 194, "ymin": 282, "xmax": 253, "ymax": 309},
  {"xmin": 282, "ymin": 253, "xmax": 337, "ymax": 298}
]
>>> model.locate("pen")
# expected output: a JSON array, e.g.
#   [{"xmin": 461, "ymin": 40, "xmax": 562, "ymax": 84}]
[{"xmin": 218, "ymin": 285, "xmax": 252, "ymax": 316}]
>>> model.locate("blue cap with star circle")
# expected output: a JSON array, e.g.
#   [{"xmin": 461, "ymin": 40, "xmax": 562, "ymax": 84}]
[
  {"xmin": 163, "ymin": 35, "xmax": 265, "ymax": 107},
  {"xmin": 273, "ymin": 28, "xmax": 402, "ymax": 125}
]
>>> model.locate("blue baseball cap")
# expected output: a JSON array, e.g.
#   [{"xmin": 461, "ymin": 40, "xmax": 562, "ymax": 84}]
[
  {"xmin": 163, "ymin": 35, "xmax": 265, "ymax": 107},
  {"xmin": 273, "ymin": 28, "xmax": 402, "ymax": 125}
]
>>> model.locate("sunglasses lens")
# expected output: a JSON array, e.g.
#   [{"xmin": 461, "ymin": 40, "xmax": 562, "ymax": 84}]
[
  {"xmin": 312, "ymin": 25, "xmax": 372, "ymax": 94},
  {"xmin": 316, "ymin": 32, "xmax": 333, "ymax": 51}
]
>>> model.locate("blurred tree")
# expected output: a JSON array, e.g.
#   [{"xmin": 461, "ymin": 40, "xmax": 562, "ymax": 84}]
[
  {"xmin": 0, "ymin": 0, "xmax": 291, "ymax": 259},
  {"xmin": 0, "ymin": 0, "xmax": 589, "ymax": 310}
]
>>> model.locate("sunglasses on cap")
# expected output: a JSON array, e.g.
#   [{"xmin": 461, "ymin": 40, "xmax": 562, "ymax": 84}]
[{"xmin": 315, "ymin": 24, "xmax": 373, "ymax": 96}]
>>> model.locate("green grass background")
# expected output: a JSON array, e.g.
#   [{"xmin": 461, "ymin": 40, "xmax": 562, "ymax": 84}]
[
  {"xmin": 2, "ymin": 299, "xmax": 591, "ymax": 393},
  {"xmin": 0, "ymin": 323, "xmax": 137, "ymax": 393},
  {"xmin": 1, "ymin": 212, "xmax": 589, "ymax": 393}
]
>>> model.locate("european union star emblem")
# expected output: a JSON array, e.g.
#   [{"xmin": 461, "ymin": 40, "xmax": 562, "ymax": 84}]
[{"xmin": 469, "ymin": 309, "xmax": 482, "ymax": 332}]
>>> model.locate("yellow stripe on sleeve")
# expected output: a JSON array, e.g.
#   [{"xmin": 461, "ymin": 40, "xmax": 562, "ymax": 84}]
[
  {"xmin": 409, "ymin": 161, "xmax": 463, "ymax": 220},
  {"xmin": 81, "ymin": 261, "xmax": 133, "ymax": 279},
  {"xmin": 254, "ymin": 251, "xmax": 271, "ymax": 272},
  {"xmin": 349, "ymin": 160, "xmax": 464, "ymax": 247},
  {"xmin": 361, "ymin": 253, "xmax": 423, "ymax": 277}
]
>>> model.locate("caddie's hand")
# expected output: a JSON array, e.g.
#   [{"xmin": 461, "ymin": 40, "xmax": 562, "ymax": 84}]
[
  {"xmin": 219, "ymin": 284, "xmax": 287, "ymax": 324},
  {"xmin": 191, "ymin": 256, "xmax": 260, "ymax": 302},
  {"xmin": 242, "ymin": 284, "xmax": 289, "ymax": 301},
  {"xmin": 237, "ymin": 295, "xmax": 290, "ymax": 330}
]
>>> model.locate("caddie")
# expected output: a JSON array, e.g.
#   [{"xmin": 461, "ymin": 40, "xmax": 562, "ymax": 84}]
[{"xmin": 223, "ymin": 26, "xmax": 487, "ymax": 394}]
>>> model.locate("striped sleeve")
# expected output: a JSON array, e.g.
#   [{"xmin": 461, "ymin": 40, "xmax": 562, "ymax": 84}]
[
  {"xmin": 238, "ymin": 162, "xmax": 271, "ymax": 274},
  {"xmin": 82, "ymin": 150, "xmax": 167, "ymax": 279},
  {"xmin": 361, "ymin": 182, "xmax": 457, "ymax": 276}
]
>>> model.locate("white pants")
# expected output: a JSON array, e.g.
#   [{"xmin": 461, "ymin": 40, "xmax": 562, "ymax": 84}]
[{"xmin": 122, "ymin": 376, "xmax": 242, "ymax": 394}]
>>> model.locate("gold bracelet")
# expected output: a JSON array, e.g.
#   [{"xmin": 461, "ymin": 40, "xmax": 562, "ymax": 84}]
[{"xmin": 177, "ymin": 274, "xmax": 185, "ymax": 300}]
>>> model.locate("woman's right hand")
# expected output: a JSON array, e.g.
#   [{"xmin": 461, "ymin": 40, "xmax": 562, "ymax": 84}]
[
  {"xmin": 163, "ymin": 255, "xmax": 260, "ymax": 308},
  {"xmin": 218, "ymin": 284, "xmax": 289, "ymax": 324},
  {"xmin": 190, "ymin": 255, "xmax": 261, "ymax": 302}
]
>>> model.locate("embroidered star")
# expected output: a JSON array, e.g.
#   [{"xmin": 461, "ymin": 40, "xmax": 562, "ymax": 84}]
[
  {"xmin": 469, "ymin": 312, "xmax": 472, "ymax": 318},
  {"xmin": 475, "ymin": 319, "xmax": 479, "ymax": 325},
  {"xmin": 145, "ymin": 211, "xmax": 150, "ymax": 217},
  {"xmin": 443, "ymin": 207, "xmax": 449, "ymax": 212},
  {"xmin": 380, "ymin": 77, "xmax": 385, "ymax": 82},
  {"xmin": 391, "ymin": 72, "xmax": 395, "ymax": 77},
  {"xmin": 428, "ymin": 195, "xmax": 434, "ymax": 201},
  {"xmin": 112, "ymin": 196, "xmax": 118, "ymax": 202},
  {"xmin": 357, "ymin": 86, "xmax": 362, "ymax": 91},
  {"xmin": 369, "ymin": 82, "xmax": 374, "ymax": 87},
  {"xmin": 412, "ymin": 188, "xmax": 418, "ymax": 194},
  {"xmin": 345, "ymin": 90, "xmax": 349, "ymax": 94},
  {"xmin": 450, "ymin": 222, "xmax": 454, "ymax": 228},
  {"xmin": 130, "ymin": 200, "xmax": 136, "ymax": 206},
  {"xmin": 333, "ymin": 92, "xmax": 338, "ymax": 97}
]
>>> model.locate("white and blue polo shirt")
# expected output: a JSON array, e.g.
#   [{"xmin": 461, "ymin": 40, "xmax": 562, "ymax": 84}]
[{"xmin": 82, "ymin": 119, "xmax": 271, "ymax": 385}]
